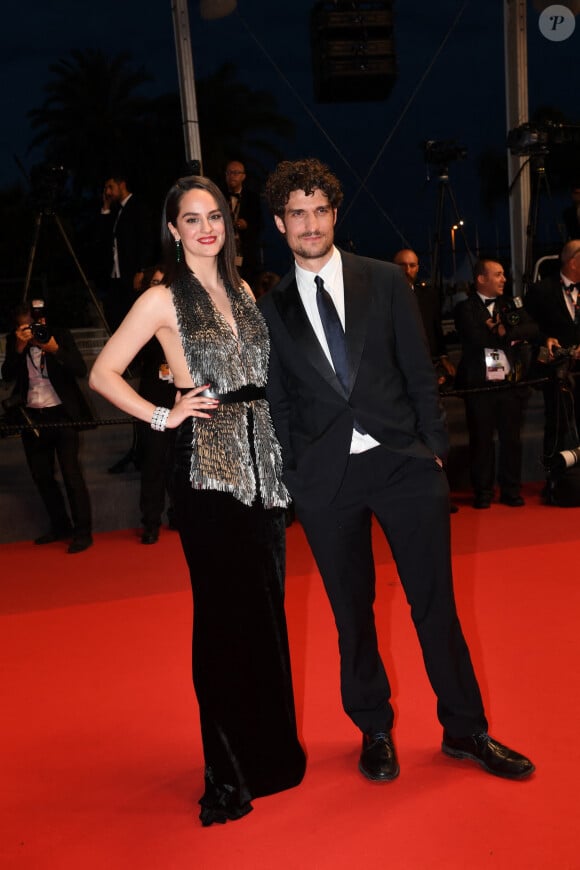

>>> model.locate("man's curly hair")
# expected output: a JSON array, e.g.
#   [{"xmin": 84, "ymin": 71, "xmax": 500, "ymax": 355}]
[{"xmin": 265, "ymin": 158, "xmax": 344, "ymax": 217}]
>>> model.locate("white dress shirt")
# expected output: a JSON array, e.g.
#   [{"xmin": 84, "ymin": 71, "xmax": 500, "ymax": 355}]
[{"xmin": 294, "ymin": 247, "xmax": 379, "ymax": 454}]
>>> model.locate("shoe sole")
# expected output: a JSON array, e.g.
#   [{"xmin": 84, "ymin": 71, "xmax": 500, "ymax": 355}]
[
  {"xmin": 441, "ymin": 744, "xmax": 535, "ymax": 780},
  {"xmin": 358, "ymin": 761, "xmax": 400, "ymax": 782}
]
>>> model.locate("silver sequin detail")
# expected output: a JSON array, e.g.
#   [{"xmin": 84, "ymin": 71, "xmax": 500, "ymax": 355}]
[{"xmin": 171, "ymin": 271, "xmax": 289, "ymax": 509}]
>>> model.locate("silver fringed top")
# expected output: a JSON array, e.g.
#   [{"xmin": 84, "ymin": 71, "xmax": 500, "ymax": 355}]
[{"xmin": 171, "ymin": 270, "xmax": 289, "ymax": 509}]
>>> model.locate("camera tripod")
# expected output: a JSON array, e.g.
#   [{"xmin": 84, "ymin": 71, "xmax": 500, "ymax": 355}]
[
  {"xmin": 522, "ymin": 155, "xmax": 563, "ymax": 291},
  {"xmin": 429, "ymin": 164, "xmax": 474, "ymax": 294},
  {"xmin": 22, "ymin": 204, "xmax": 111, "ymax": 336}
]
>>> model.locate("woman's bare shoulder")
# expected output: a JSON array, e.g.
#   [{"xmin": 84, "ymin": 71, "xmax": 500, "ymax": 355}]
[{"xmin": 240, "ymin": 279, "xmax": 255, "ymax": 301}]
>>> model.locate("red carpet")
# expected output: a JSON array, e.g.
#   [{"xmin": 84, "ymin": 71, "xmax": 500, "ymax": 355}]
[{"xmin": 2, "ymin": 482, "xmax": 579, "ymax": 869}]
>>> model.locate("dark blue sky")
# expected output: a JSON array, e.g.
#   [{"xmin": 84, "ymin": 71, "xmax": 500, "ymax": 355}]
[{"xmin": 2, "ymin": 1, "xmax": 579, "ymax": 273}]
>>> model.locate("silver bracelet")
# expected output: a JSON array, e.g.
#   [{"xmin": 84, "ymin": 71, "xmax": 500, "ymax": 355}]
[{"xmin": 150, "ymin": 406, "xmax": 170, "ymax": 432}]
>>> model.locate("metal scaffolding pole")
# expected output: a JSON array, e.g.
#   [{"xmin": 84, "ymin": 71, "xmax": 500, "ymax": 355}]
[
  {"xmin": 504, "ymin": 0, "xmax": 530, "ymax": 294},
  {"xmin": 170, "ymin": 1, "xmax": 237, "ymax": 173},
  {"xmin": 171, "ymin": 0, "xmax": 203, "ymax": 171}
]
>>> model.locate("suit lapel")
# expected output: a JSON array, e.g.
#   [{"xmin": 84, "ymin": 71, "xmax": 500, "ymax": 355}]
[
  {"xmin": 556, "ymin": 282, "xmax": 575, "ymax": 323},
  {"xmin": 272, "ymin": 273, "xmax": 345, "ymax": 394},
  {"xmin": 341, "ymin": 252, "xmax": 371, "ymax": 390},
  {"xmin": 272, "ymin": 253, "xmax": 372, "ymax": 397}
]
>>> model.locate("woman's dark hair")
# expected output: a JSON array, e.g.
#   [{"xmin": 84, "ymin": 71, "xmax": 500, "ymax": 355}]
[
  {"xmin": 160, "ymin": 175, "xmax": 241, "ymax": 288},
  {"xmin": 264, "ymin": 157, "xmax": 344, "ymax": 218}
]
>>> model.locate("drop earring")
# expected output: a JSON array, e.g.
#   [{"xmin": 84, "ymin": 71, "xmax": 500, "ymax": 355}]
[{"xmin": 175, "ymin": 238, "xmax": 182, "ymax": 263}]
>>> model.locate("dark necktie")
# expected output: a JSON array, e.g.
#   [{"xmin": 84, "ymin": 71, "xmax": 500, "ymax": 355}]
[
  {"xmin": 112, "ymin": 203, "xmax": 123, "ymax": 235},
  {"xmin": 564, "ymin": 283, "xmax": 580, "ymax": 324},
  {"xmin": 315, "ymin": 275, "xmax": 349, "ymax": 392}
]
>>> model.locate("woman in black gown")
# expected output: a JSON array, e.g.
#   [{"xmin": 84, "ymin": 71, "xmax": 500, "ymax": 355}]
[{"xmin": 90, "ymin": 176, "xmax": 305, "ymax": 826}]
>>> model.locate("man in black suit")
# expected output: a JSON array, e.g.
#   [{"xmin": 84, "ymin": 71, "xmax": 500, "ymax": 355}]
[
  {"xmin": 562, "ymin": 187, "xmax": 580, "ymax": 240},
  {"xmin": 223, "ymin": 160, "xmax": 262, "ymax": 287},
  {"xmin": 393, "ymin": 248, "xmax": 456, "ymax": 388},
  {"xmin": 524, "ymin": 239, "xmax": 580, "ymax": 469},
  {"xmin": 2, "ymin": 301, "xmax": 94, "ymax": 552},
  {"xmin": 97, "ymin": 172, "xmax": 150, "ymax": 331},
  {"xmin": 454, "ymin": 259, "xmax": 539, "ymax": 509},
  {"xmin": 260, "ymin": 158, "xmax": 534, "ymax": 783},
  {"xmin": 393, "ymin": 248, "xmax": 459, "ymax": 514}
]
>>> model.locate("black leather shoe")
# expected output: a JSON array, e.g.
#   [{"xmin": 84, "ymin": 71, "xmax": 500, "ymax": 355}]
[
  {"xmin": 359, "ymin": 732, "xmax": 400, "ymax": 782},
  {"xmin": 34, "ymin": 532, "xmax": 60, "ymax": 545},
  {"xmin": 449, "ymin": 503, "xmax": 459, "ymax": 514},
  {"xmin": 141, "ymin": 528, "xmax": 159, "ymax": 545},
  {"xmin": 499, "ymin": 494, "xmax": 525, "ymax": 507},
  {"xmin": 67, "ymin": 536, "xmax": 93, "ymax": 554},
  {"xmin": 442, "ymin": 731, "xmax": 535, "ymax": 780},
  {"xmin": 473, "ymin": 497, "xmax": 491, "ymax": 509},
  {"xmin": 34, "ymin": 529, "xmax": 71, "ymax": 545}
]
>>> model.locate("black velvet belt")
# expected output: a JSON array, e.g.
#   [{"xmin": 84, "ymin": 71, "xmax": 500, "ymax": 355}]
[
  {"xmin": 176, "ymin": 384, "xmax": 266, "ymax": 404},
  {"xmin": 217, "ymin": 385, "xmax": 266, "ymax": 404}
]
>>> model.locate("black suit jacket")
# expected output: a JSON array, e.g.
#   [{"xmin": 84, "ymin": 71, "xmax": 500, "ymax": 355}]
[
  {"xmin": 454, "ymin": 292, "xmax": 539, "ymax": 388},
  {"xmin": 258, "ymin": 250, "xmax": 448, "ymax": 507},
  {"xmin": 222, "ymin": 186, "xmax": 262, "ymax": 271},
  {"xmin": 2, "ymin": 327, "xmax": 95, "ymax": 425},
  {"xmin": 96, "ymin": 195, "xmax": 150, "ymax": 290},
  {"xmin": 414, "ymin": 282, "xmax": 448, "ymax": 359},
  {"xmin": 562, "ymin": 205, "xmax": 580, "ymax": 240},
  {"xmin": 524, "ymin": 275, "xmax": 580, "ymax": 348}
]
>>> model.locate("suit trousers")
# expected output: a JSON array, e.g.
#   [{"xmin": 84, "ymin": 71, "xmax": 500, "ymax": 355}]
[
  {"xmin": 21, "ymin": 406, "xmax": 92, "ymax": 537},
  {"xmin": 463, "ymin": 386, "xmax": 527, "ymax": 500},
  {"xmin": 295, "ymin": 446, "xmax": 486, "ymax": 738}
]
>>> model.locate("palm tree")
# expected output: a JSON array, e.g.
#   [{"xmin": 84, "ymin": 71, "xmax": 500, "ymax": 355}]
[
  {"xmin": 195, "ymin": 63, "xmax": 295, "ymax": 182},
  {"xmin": 28, "ymin": 49, "xmax": 151, "ymax": 198},
  {"xmin": 27, "ymin": 52, "xmax": 294, "ymax": 201},
  {"xmin": 18, "ymin": 51, "xmax": 295, "ymax": 314}
]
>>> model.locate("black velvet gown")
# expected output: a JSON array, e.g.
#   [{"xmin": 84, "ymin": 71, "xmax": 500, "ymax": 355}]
[{"xmin": 170, "ymin": 272, "xmax": 306, "ymax": 826}]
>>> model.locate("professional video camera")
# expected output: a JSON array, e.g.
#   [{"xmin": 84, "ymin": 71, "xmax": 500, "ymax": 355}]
[
  {"xmin": 537, "ymin": 344, "xmax": 577, "ymax": 364},
  {"xmin": 423, "ymin": 139, "xmax": 467, "ymax": 167},
  {"xmin": 507, "ymin": 121, "xmax": 580, "ymax": 157},
  {"xmin": 29, "ymin": 162, "xmax": 68, "ymax": 210},
  {"xmin": 27, "ymin": 298, "xmax": 52, "ymax": 344},
  {"xmin": 548, "ymin": 445, "xmax": 580, "ymax": 475}
]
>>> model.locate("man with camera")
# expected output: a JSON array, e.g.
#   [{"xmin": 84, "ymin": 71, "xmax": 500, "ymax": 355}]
[
  {"xmin": 454, "ymin": 259, "xmax": 539, "ymax": 508},
  {"xmin": 524, "ymin": 240, "xmax": 580, "ymax": 490},
  {"xmin": 1, "ymin": 300, "xmax": 94, "ymax": 552}
]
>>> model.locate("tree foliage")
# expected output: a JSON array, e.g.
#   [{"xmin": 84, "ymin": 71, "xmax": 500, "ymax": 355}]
[
  {"xmin": 26, "ymin": 51, "xmax": 294, "ymax": 204},
  {"xmin": 28, "ymin": 49, "xmax": 152, "ymax": 198}
]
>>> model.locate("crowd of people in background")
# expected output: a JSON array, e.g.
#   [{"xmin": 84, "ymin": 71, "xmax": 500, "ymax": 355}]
[{"xmin": 2, "ymin": 161, "xmax": 580, "ymax": 554}]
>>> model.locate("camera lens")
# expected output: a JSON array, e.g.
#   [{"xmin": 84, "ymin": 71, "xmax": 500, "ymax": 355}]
[{"xmin": 31, "ymin": 323, "xmax": 51, "ymax": 343}]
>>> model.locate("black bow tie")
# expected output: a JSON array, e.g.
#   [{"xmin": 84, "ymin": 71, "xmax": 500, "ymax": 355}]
[
  {"xmin": 229, "ymin": 191, "xmax": 240, "ymax": 199},
  {"xmin": 484, "ymin": 298, "xmax": 495, "ymax": 307}
]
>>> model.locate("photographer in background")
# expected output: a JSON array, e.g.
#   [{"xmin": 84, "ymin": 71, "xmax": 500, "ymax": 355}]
[
  {"xmin": 454, "ymin": 259, "xmax": 539, "ymax": 509},
  {"xmin": 1, "ymin": 300, "xmax": 94, "ymax": 552},
  {"xmin": 524, "ymin": 240, "xmax": 580, "ymax": 493}
]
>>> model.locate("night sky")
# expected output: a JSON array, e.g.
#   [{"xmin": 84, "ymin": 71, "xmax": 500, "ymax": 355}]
[{"xmin": 2, "ymin": 0, "xmax": 579, "ymax": 274}]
